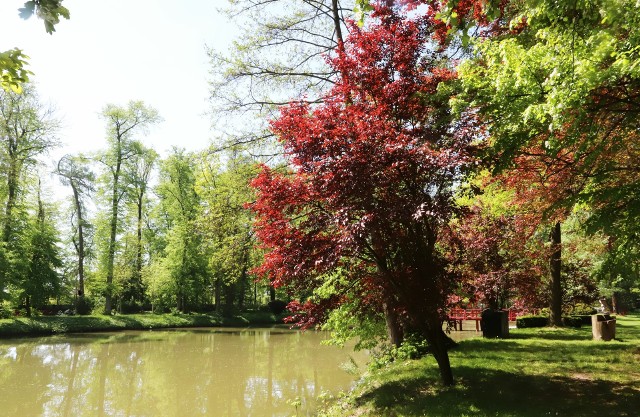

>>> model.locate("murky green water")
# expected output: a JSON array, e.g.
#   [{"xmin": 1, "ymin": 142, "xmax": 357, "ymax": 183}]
[{"xmin": 0, "ymin": 327, "xmax": 366, "ymax": 417}]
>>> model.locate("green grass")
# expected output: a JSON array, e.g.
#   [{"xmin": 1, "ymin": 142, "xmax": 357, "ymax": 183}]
[
  {"xmin": 0, "ymin": 310, "xmax": 285, "ymax": 338},
  {"xmin": 322, "ymin": 313, "xmax": 640, "ymax": 417}
]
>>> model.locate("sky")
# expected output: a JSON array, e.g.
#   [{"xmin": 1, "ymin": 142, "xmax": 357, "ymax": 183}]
[{"xmin": 0, "ymin": 0, "xmax": 236, "ymax": 166}]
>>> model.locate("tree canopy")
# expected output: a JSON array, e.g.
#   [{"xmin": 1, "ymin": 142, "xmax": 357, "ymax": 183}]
[{"xmin": 251, "ymin": 4, "xmax": 477, "ymax": 385}]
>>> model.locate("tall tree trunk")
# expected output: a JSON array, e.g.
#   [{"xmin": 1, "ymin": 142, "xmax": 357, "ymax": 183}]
[
  {"xmin": 71, "ymin": 184, "xmax": 85, "ymax": 300},
  {"xmin": 214, "ymin": 277, "xmax": 222, "ymax": 312},
  {"xmin": 331, "ymin": 0, "xmax": 344, "ymax": 46},
  {"xmin": 549, "ymin": 221, "xmax": 562, "ymax": 326},
  {"xmin": 135, "ymin": 194, "xmax": 144, "ymax": 302},
  {"xmin": 177, "ymin": 243, "xmax": 188, "ymax": 312},
  {"xmin": 24, "ymin": 295, "xmax": 31, "ymax": 317},
  {"xmin": 238, "ymin": 265, "xmax": 247, "ymax": 309},
  {"xmin": 104, "ymin": 156, "xmax": 122, "ymax": 315},
  {"xmin": 3, "ymin": 163, "xmax": 18, "ymax": 243}
]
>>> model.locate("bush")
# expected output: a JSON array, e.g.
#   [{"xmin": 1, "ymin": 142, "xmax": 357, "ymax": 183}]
[
  {"xmin": 567, "ymin": 303, "xmax": 597, "ymax": 316},
  {"xmin": 562, "ymin": 316, "xmax": 583, "ymax": 328},
  {"xmin": 39, "ymin": 305, "xmax": 74, "ymax": 316},
  {"xmin": 75, "ymin": 297, "xmax": 93, "ymax": 315},
  {"xmin": 0, "ymin": 303, "xmax": 13, "ymax": 319},
  {"xmin": 369, "ymin": 333, "xmax": 430, "ymax": 371},
  {"xmin": 119, "ymin": 301, "xmax": 143, "ymax": 314},
  {"xmin": 516, "ymin": 315, "xmax": 548, "ymax": 328},
  {"xmin": 268, "ymin": 300, "xmax": 288, "ymax": 315},
  {"xmin": 573, "ymin": 314, "xmax": 593, "ymax": 325}
]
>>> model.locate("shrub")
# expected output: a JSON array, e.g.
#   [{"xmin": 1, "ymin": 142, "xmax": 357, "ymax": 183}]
[
  {"xmin": 40, "ymin": 305, "xmax": 74, "ymax": 316},
  {"xmin": 268, "ymin": 300, "xmax": 288, "ymax": 314},
  {"xmin": 516, "ymin": 315, "xmax": 548, "ymax": 328},
  {"xmin": 0, "ymin": 302, "xmax": 13, "ymax": 319},
  {"xmin": 567, "ymin": 303, "xmax": 597, "ymax": 316},
  {"xmin": 75, "ymin": 297, "xmax": 93, "ymax": 315},
  {"xmin": 562, "ymin": 316, "xmax": 583, "ymax": 328},
  {"xmin": 120, "ymin": 301, "xmax": 143, "ymax": 314},
  {"xmin": 573, "ymin": 314, "xmax": 593, "ymax": 325}
]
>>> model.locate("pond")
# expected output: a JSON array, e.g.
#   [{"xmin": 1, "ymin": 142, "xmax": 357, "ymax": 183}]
[{"xmin": 0, "ymin": 327, "xmax": 367, "ymax": 417}]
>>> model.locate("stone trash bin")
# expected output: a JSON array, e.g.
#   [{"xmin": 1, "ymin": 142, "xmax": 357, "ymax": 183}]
[{"xmin": 592, "ymin": 314, "xmax": 616, "ymax": 341}]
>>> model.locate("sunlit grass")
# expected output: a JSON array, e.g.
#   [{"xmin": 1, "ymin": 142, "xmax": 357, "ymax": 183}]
[
  {"xmin": 0, "ymin": 311, "xmax": 285, "ymax": 338},
  {"xmin": 322, "ymin": 313, "xmax": 640, "ymax": 417}
]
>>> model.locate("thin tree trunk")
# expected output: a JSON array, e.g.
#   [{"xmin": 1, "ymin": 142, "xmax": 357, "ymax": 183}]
[
  {"xmin": 71, "ymin": 184, "xmax": 85, "ymax": 300},
  {"xmin": 331, "ymin": 0, "xmax": 344, "ymax": 46},
  {"xmin": 24, "ymin": 295, "xmax": 31, "ymax": 317},
  {"xmin": 3, "ymin": 165, "xmax": 18, "ymax": 243},
  {"xmin": 215, "ymin": 277, "xmax": 222, "ymax": 312},
  {"xmin": 549, "ymin": 222, "xmax": 562, "ymax": 326},
  {"xmin": 135, "ymin": 194, "xmax": 144, "ymax": 302},
  {"xmin": 104, "ymin": 154, "xmax": 122, "ymax": 315}
]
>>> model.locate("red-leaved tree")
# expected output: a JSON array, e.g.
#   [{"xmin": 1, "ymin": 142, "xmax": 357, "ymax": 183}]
[
  {"xmin": 449, "ymin": 204, "xmax": 546, "ymax": 310},
  {"xmin": 250, "ymin": 4, "xmax": 476, "ymax": 386}
]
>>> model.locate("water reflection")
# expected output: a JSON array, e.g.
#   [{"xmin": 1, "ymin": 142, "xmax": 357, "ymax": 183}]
[{"xmin": 0, "ymin": 327, "xmax": 365, "ymax": 417}]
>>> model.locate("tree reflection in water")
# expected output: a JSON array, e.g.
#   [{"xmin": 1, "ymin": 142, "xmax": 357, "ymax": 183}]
[{"xmin": 0, "ymin": 328, "xmax": 366, "ymax": 417}]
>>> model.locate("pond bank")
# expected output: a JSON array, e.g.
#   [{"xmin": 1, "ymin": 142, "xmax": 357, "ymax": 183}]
[{"xmin": 0, "ymin": 311, "xmax": 286, "ymax": 338}]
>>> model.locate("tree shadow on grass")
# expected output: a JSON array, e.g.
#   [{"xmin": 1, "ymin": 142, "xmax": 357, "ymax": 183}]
[
  {"xmin": 508, "ymin": 329, "xmax": 592, "ymax": 342},
  {"xmin": 355, "ymin": 367, "xmax": 640, "ymax": 417}
]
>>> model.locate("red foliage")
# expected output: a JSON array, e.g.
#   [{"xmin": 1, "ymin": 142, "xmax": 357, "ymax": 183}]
[
  {"xmin": 447, "ymin": 204, "xmax": 546, "ymax": 309},
  {"xmin": 250, "ymin": 5, "xmax": 477, "ymax": 337}
]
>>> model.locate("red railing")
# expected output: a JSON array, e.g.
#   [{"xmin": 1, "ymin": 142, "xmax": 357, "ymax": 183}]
[{"xmin": 447, "ymin": 308, "xmax": 541, "ymax": 331}]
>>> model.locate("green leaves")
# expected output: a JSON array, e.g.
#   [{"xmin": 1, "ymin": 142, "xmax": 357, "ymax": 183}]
[
  {"xmin": 18, "ymin": 0, "xmax": 70, "ymax": 34},
  {"xmin": 353, "ymin": 0, "xmax": 374, "ymax": 27},
  {"xmin": 1, "ymin": 1, "xmax": 70, "ymax": 92},
  {"xmin": 0, "ymin": 49, "xmax": 31, "ymax": 93}
]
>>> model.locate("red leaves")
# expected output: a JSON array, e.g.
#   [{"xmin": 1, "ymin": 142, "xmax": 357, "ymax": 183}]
[
  {"xmin": 448, "ymin": 204, "xmax": 546, "ymax": 309},
  {"xmin": 251, "ymin": 4, "xmax": 476, "ymax": 328}
]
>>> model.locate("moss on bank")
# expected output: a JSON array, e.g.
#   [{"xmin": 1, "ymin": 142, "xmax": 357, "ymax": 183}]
[
  {"xmin": 0, "ymin": 311, "xmax": 285, "ymax": 338},
  {"xmin": 321, "ymin": 313, "xmax": 640, "ymax": 417}
]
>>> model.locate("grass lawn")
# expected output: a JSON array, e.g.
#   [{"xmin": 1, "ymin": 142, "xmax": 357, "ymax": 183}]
[
  {"xmin": 322, "ymin": 313, "xmax": 640, "ymax": 417},
  {"xmin": 0, "ymin": 310, "xmax": 284, "ymax": 338}
]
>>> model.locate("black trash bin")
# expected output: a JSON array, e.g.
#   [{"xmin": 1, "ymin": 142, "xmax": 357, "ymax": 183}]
[{"xmin": 481, "ymin": 309, "xmax": 509, "ymax": 338}]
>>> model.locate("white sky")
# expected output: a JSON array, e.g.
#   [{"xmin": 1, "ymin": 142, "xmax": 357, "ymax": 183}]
[{"xmin": 0, "ymin": 0, "xmax": 235, "ymax": 164}]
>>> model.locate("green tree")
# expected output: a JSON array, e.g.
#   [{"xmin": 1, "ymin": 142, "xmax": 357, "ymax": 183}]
[
  {"xmin": 56, "ymin": 154, "xmax": 94, "ymax": 309},
  {"xmin": 208, "ymin": 0, "xmax": 355, "ymax": 153},
  {"xmin": 0, "ymin": 83, "xmax": 59, "ymax": 299},
  {"xmin": 195, "ymin": 151, "xmax": 262, "ymax": 312},
  {"xmin": 96, "ymin": 101, "xmax": 160, "ymax": 314},
  {"xmin": 452, "ymin": 0, "xmax": 640, "ymax": 323},
  {"xmin": 153, "ymin": 148, "xmax": 208, "ymax": 312},
  {"xmin": 20, "ymin": 181, "xmax": 62, "ymax": 315},
  {"xmin": 121, "ymin": 143, "xmax": 158, "ymax": 306}
]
